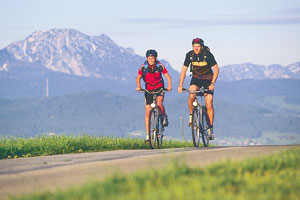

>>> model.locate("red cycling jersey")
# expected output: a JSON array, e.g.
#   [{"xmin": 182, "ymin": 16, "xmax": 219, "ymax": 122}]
[{"xmin": 138, "ymin": 62, "xmax": 168, "ymax": 91}]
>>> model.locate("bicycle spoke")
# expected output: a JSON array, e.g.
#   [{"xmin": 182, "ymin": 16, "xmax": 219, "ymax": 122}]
[{"xmin": 191, "ymin": 108, "xmax": 200, "ymax": 147}]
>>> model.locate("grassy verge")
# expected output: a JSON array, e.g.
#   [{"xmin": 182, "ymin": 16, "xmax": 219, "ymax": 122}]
[
  {"xmin": 14, "ymin": 148, "xmax": 300, "ymax": 200},
  {"xmin": 0, "ymin": 135, "xmax": 194, "ymax": 159}
]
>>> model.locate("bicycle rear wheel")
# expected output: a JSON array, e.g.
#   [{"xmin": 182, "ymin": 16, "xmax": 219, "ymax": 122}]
[
  {"xmin": 191, "ymin": 108, "xmax": 201, "ymax": 147},
  {"xmin": 148, "ymin": 109, "xmax": 157, "ymax": 149},
  {"xmin": 200, "ymin": 107, "xmax": 210, "ymax": 147},
  {"xmin": 156, "ymin": 115, "xmax": 164, "ymax": 149}
]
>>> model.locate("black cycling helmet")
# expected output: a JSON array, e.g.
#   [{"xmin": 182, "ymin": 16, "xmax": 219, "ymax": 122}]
[
  {"xmin": 146, "ymin": 49, "xmax": 158, "ymax": 58},
  {"xmin": 192, "ymin": 38, "xmax": 204, "ymax": 46}
]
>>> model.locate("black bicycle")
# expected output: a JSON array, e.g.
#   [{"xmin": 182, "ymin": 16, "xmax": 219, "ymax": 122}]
[
  {"xmin": 183, "ymin": 87, "xmax": 210, "ymax": 147},
  {"xmin": 139, "ymin": 88, "xmax": 168, "ymax": 149}
]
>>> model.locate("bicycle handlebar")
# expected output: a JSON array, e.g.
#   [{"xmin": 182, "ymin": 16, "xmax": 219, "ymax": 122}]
[
  {"xmin": 138, "ymin": 88, "xmax": 169, "ymax": 94},
  {"xmin": 182, "ymin": 87, "xmax": 210, "ymax": 94}
]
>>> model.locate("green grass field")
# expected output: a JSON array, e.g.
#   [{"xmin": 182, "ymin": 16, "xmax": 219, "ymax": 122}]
[
  {"xmin": 13, "ymin": 148, "xmax": 300, "ymax": 200},
  {"xmin": 0, "ymin": 135, "xmax": 195, "ymax": 159}
]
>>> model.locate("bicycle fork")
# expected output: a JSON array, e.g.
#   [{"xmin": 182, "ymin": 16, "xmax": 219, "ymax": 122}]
[
  {"xmin": 193, "ymin": 98, "xmax": 206, "ymax": 133},
  {"xmin": 151, "ymin": 102, "xmax": 164, "ymax": 134},
  {"xmin": 155, "ymin": 109, "xmax": 164, "ymax": 138}
]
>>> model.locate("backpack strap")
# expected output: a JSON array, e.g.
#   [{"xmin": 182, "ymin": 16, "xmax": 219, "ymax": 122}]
[
  {"xmin": 203, "ymin": 46, "xmax": 210, "ymax": 60},
  {"xmin": 155, "ymin": 60, "xmax": 163, "ymax": 74},
  {"xmin": 189, "ymin": 51, "xmax": 194, "ymax": 72},
  {"xmin": 141, "ymin": 60, "xmax": 148, "ymax": 81}
]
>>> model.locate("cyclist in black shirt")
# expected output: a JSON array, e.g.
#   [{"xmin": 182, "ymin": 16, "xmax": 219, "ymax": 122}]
[{"xmin": 178, "ymin": 38, "xmax": 219, "ymax": 140}]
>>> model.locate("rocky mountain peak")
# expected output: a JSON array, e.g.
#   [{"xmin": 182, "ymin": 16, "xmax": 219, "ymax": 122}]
[{"xmin": 0, "ymin": 29, "xmax": 144, "ymax": 79}]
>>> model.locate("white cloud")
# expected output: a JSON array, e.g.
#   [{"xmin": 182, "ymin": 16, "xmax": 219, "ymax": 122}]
[{"xmin": 124, "ymin": 8, "xmax": 300, "ymax": 28}]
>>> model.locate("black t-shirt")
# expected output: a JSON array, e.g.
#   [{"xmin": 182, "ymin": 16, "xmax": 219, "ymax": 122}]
[{"xmin": 183, "ymin": 47, "xmax": 217, "ymax": 80}]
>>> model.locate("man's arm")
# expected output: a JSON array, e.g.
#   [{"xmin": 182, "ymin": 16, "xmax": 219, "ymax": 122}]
[
  {"xmin": 136, "ymin": 74, "xmax": 142, "ymax": 91},
  {"xmin": 164, "ymin": 73, "xmax": 172, "ymax": 91},
  {"xmin": 211, "ymin": 64, "xmax": 219, "ymax": 84},
  {"xmin": 208, "ymin": 64, "xmax": 219, "ymax": 90},
  {"xmin": 178, "ymin": 65, "xmax": 188, "ymax": 93}
]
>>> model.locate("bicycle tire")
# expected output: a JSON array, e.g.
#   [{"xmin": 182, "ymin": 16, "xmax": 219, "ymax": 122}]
[
  {"xmin": 156, "ymin": 115, "xmax": 163, "ymax": 149},
  {"xmin": 200, "ymin": 107, "xmax": 210, "ymax": 147},
  {"xmin": 191, "ymin": 108, "xmax": 201, "ymax": 147},
  {"xmin": 148, "ymin": 109, "xmax": 157, "ymax": 149}
]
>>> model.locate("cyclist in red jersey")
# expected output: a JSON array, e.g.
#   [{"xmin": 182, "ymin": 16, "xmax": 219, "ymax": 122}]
[{"xmin": 136, "ymin": 49, "xmax": 172, "ymax": 143}]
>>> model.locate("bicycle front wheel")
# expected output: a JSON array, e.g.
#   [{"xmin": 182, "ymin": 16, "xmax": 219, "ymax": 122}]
[
  {"xmin": 156, "ymin": 115, "xmax": 164, "ymax": 149},
  {"xmin": 191, "ymin": 108, "xmax": 201, "ymax": 147},
  {"xmin": 148, "ymin": 109, "xmax": 157, "ymax": 149},
  {"xmin": 200, "ymin": 107, "xmax": 210, "ymax": 147}
]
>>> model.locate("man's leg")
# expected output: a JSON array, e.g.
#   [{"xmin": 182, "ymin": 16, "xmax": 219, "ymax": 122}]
[
  {"xmin": 205, "ymin": 94, "xmax": 214, "ymax": 126},
  {"xmin": 188, "ymin": 85, "xmax": 198, "ymax": 126},
  {"xmin": 205, "ymin": 94, "xmax": 214, "ymax": 139},
  {"xmin": 188, "ymin": 85, "xmax": 198, "ymax": 114}
]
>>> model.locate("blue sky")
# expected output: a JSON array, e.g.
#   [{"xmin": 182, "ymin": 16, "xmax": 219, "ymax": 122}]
[{"xmin": 1, "ymin": 0, "xmax": 300, "ymax": 71}]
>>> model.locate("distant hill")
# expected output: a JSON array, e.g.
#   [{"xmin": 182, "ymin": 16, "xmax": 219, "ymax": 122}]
[
  {"xmin": 0, "ymin": 79, "xmax": 299, "ymax": 141},
  {"xmin": 215, "ymin": 78, "xmax": 300, "ymax": 106},
  {"xmin": 0, "ymin": 90, "xmax": 145, "ymax": 137}
]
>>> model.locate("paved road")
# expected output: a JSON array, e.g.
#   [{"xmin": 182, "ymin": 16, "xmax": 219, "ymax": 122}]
[{"xmin": 0, "ymin": 145, "xmax": 298, "ymax": 199}]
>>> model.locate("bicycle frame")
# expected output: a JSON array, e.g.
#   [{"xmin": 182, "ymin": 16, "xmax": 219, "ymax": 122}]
[
  {"xmin": 193, "ymin": 91, "xmax": 209, "ymax": 133},
  {"xmin": 183, "ymin": 87, "xmax": 210, "ymax": 147},
  {"xmin": 139, "ymin": 88, "xmax": 167, "ymax": 149}
]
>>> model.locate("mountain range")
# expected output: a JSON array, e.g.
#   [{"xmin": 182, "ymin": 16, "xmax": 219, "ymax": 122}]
[
  {"xmin": 0, "ymin": 28, "xmax": 299, "ymax": 96},
  {"xmin": 219, "ymin": 62, "xmax": 300, "ymax": 81}
]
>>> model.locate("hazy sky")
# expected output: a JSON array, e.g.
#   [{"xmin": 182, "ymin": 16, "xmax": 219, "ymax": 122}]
[{"xmin": 1, "ymin": 0, "xmax": 300, "ymax": 71}]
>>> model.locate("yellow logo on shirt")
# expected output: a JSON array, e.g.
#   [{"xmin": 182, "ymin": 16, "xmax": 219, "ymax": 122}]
[{"xmin": 192, "ymin": 61, "xmax": 208, "ymax": 67}]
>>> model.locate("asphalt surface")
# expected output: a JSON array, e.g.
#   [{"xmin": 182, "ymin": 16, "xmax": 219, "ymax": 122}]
[
  {"xmin": 0, "ymin": 147, "xmax": 205, "ymax": 175},
  {"xmin": 0, "ymin": 145, "xmax": 299, "ymax": 199}
]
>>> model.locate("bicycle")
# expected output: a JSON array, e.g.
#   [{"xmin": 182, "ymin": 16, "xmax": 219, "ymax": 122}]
[
  {"xmin": 139, "ymin": 88, "xmax": 168, "ymax": 149},
  {"xmin": 183, "ymin": 87, "xmax": 211, "ymax": 147}
]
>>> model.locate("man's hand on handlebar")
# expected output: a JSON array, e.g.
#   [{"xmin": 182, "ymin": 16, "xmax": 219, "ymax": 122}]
[{"xmin": 178, "ymin": 86, "xmax": 183, "ymax": 93}]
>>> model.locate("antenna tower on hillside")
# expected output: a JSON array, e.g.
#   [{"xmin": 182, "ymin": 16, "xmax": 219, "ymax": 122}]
[{"xmin": 46, "ymin": 78, "xmax": 49, "ymax": 97}]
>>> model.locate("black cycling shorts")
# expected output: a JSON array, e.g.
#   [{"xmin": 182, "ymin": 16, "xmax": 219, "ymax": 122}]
[
  {"xmin": 144, "ymin": 88, "xmax": 164, "ymax": 105},
  {"xmin": 190, "ymin": 77, "xmax": 214, "ymax": 95}
]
